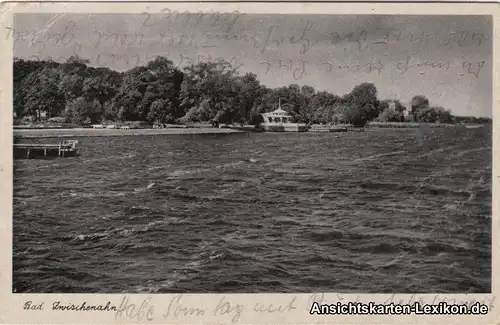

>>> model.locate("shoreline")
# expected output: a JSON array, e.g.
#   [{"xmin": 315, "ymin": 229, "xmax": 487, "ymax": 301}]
[
  {"xmin": 366, "ymin": 122, "xmax": 486, "ymax": 128},
  {"xmin": 13, "ymin": 122, "xmax": 488, "ymax": 139},
  {"xmin": 14, "ymin": 127, "xmax": 243, "ymax": 139}
]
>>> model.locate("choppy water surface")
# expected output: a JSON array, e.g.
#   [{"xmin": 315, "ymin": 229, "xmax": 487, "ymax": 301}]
[{"xmin": 13, "ymin": 127, "xmax": 492, "ymax": 293}]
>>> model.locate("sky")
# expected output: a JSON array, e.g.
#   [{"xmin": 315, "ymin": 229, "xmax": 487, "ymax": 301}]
[{"xmin": 12, "ymin": 13, "xmax": 492, "ymax": 117}]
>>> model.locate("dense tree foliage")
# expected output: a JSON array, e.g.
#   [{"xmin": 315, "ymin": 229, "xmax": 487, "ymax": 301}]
[
  {"xmin": 409, "ymin": 95, "xmax": 455, "ymax": 123},
  {"xmin": 376, "ymin": 99, "xmax": 405, "ymax": 122},
  {"xmin": 14, "ymin": 56, "xmax": 484, "ymax": 126}
]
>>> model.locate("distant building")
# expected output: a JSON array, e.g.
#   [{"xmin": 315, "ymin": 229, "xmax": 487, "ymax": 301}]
[
  {"xmin": 388, "ymin": 100, "xmax": 396, "ymax": 111},
  {"xmin": 404, "ymin": 102, "xmax": 412, "ymax": 121}
]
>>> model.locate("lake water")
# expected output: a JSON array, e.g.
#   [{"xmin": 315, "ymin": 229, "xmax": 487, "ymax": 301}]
[{"xmin": 13, "ymin": 127, "xmax": 492, "ymax": 293}]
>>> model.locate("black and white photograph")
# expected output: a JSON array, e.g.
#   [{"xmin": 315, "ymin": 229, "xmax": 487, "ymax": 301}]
[{"xmin": 11, "ymin": 8, "xmax": 492, "ymax": 294}]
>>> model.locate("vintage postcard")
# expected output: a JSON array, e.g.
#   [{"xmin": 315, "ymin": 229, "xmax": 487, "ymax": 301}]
[{"xmin": 0, "ymin": 1, "xmax": 498, "ymax": 324}]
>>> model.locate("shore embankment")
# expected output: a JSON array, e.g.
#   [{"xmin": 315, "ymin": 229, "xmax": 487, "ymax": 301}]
[
  {"xmin": 367, "ymin": 122, "xmax": 459, "ymax": 128},
  {"xmin": 14, "ymin": 127, "xmax": 243, "ymax": 139}
]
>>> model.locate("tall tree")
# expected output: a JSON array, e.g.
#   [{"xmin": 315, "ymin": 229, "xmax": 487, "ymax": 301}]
[
  {"xmin": 18, "ymin": 67, "xmax": 65, "ymax": 120},
  {"xmin": 411, "ymin": 95, "xmax": 430, "ymax": 114},
  {"xmin": 342, "ymin": 82, "xmax": 380, "ymax": 126}
]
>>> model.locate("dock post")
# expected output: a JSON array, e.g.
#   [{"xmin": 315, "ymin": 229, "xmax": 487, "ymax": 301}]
[
  {"xmin": 58, "ymin": 143, "xmax": 61, "ymax": 157},
  {"xmin": 26, "ymin": 149, "xmax": 31, "ymax": 159},
  {"xmin": 44, "ymin": 148, "xmax": 47, "ymax": 156}
]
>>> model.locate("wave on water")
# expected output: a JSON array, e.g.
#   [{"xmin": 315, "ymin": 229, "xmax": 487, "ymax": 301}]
[
  {"xmin": 67, "ymin": 190, "xmax": 126, "ymax": 198},
  {"xmin": 358, "ymin": 180, "xmax": 491, "ymax": 201},
  {"xmin": 134, "ymin": 182, "xmax": 156, "ymax": 193},
  {"xmin": 167, "ymin": 159, "xmax": 256, "ymax": 177},
  {"xmin": 355, "ymin": 150, "xmax": 407, "ymax": 161},
  {"xmin": 13, "ymin": 129, "xmax": 492, "ymax": 293},
  {"xmin": 61, "ymin": 181, "xmax": 158, "ymax": 198},
  {"xmin": 456, "ymin": 147, "xmax": 491, "ymax": 158},
  {"xmin": 82, "ymin": 153, "xmax": 137, "ymax": 164},
  {"xmin": 64, "ymin": 216, "xmax": 185, "ymax": 243}
]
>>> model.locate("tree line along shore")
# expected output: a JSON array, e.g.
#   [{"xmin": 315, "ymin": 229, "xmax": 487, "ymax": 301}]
[{"xmin": 14, "ymin": 56, "xmax": 492, "ymax": 129}]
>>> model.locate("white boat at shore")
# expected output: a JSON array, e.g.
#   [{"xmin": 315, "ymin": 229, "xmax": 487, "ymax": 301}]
[{"xmin": 260, "ymin": 99, "xmax": 308, "ymax": 132}]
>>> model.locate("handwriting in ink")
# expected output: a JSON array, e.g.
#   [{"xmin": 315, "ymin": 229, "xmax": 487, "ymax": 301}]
[
  {"xmin": 439, "ymin": 30, "xmax": 487, "ymax": 49},
  {"xmin": 336, "ymin": 293, "xmax": 363, "ymax": 304},
  {"xmin": 254, "ymin": 296, "xmax": 297, "ymax": 313},
  {"xmin": 92, "ymin": 30, "xmax": 145, "ymax": 48},
  {"xmin": 309, "ymin": 293, "xmax": 325, "ymax": 307},
  {"xmin": 384, "ymin": 293, "xmax": 495, "ymax": 310},
  {"xmin": 142, "ymin": 9, "xmax": 245, "ymax": 33},
  {"xmin": 213, "ymin": 296, "xmax": 245, "ymax": 322},
  {"xmin": 260, "ymin": 59, "xmax": 307, "ymax": 80},
  {"xmin": 372, "ymin": 29, "xmax": 434, "ymax": 51},
  {"xmin": 163, "ymin": 295, "xmax": 205, "ymax": 320},
  {"xmin": 331, "ymin": 29, "xmax": 368, "ymax": 52},
  {"xmin": 115, "ymin": 296, "xmax": 154, "ymax": 321},
  {"xmin": 288, "ymin": 19, "xmax": 318, "ymax": 54},
  {"xmin": 396, "ymin": 55, "xmax": 451, "ymax": 75},
  {"xmin": 322, "ymin": 60, "xmax": 384, "ymax": 75},
  {"xmin": 160, "ymin": 33, "xmax": 197, "ymax": 47},
  {"xmin": 257, "ymin": 24, "xmax": 282, "ymax": 53},
  {"xmin": 176, "ymin": 53, "xmax": 244, "ymax": 72},
  {"xmin": 196, "ymin": 19, "xmax": 317, "ymax": 54},
  {"xmin": 7, "ymin": 21, "xmax": 76, "ymax": 50},
  {"xmin": 461, "ymin": 61, "xmax": 486, "ymax": 78}
]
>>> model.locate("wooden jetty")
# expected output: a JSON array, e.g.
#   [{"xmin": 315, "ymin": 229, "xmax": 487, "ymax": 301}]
[{"xmin": 14, "ymin": 140, "xmax": 79, "ymax": 159}]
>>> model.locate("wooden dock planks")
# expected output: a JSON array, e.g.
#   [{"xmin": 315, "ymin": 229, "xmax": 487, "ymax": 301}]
[{"xmin": 13, "ymin": 140, "xmax": 79, "ymax": 159}]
